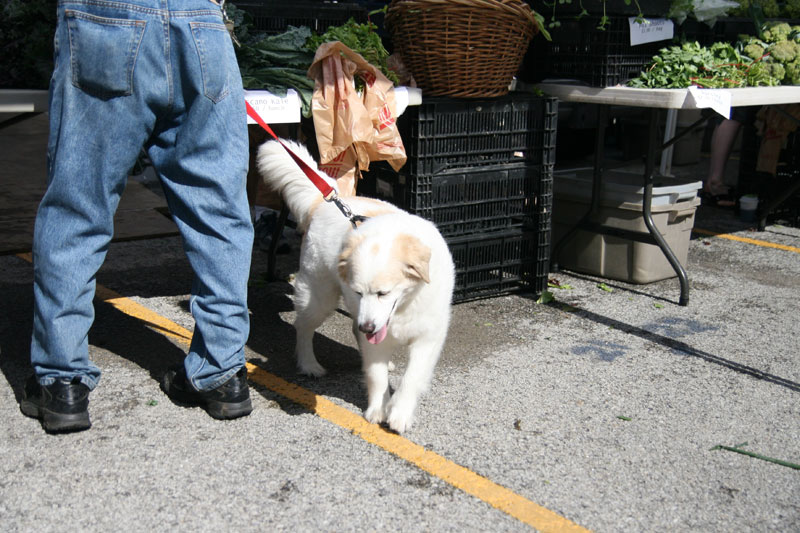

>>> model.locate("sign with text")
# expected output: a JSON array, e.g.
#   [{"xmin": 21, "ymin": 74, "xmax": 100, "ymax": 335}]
[
  {"xmin": 688, "ymin": 86, "xmax": 732, "ymax": 119},
  {"xmin": 629, "ymin": 17, "xmax": 674, "ymax": 46},
  {"xmin": 245, "ymin": 89, "xmax": 301, "ymax": 124}
]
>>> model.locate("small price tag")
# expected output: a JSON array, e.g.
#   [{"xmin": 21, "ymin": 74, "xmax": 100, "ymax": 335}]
[
  {"xmin": 245, "ymin": 90, "xmax": 301, "ymax": 124},
  {"xmin": 688, "ymin": 86, "xmax": 732, "ymax": 119},
  {"xmin": 629, "ymin": 17, "xmax": 674, "ymax": 46}
]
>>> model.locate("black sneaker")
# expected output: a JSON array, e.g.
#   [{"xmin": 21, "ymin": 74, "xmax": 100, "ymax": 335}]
[
  {"xmin": 161, "ymin": 365, "xmax": 252, "ymax": 420},
  {"xmin": 20, "ymin": 376, "xmax": 92, "ymax": 433}
]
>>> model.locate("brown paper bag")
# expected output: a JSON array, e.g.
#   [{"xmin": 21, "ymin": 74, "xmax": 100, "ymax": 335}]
[{"xmin": 308, "ymin": 41, "xmax": 407, "ymax": 196}]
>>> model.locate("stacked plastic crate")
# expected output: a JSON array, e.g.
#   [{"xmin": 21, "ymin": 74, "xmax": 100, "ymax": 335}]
[{"xmin": 363, "ymin": 93, "xmax": 558, "ymax": 302}]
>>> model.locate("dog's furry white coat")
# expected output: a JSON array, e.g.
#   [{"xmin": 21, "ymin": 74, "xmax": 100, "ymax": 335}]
[{"xmin": 257, "ymin": 139, "xmax": 455, "ymax": 433}]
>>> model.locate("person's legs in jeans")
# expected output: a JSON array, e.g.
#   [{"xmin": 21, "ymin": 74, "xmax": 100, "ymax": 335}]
[{"xmin": 25, "ymin": 0, "xmax": 253, "ymax": 430}]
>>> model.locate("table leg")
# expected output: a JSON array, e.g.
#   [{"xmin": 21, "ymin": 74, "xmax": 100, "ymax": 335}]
[
  {"xmin": 267, "ymin": 206, "xmax": 290, "ymax": 281},
  {"xmin": 551, "ymin": 106, "xmax": 691, "ymax": 306},
  {"xmin": 551, "ymin": 105, "xmax": 609, "ymax": 272},
  {"xmin": 642, "ymin": 108, "xmax": 690, "ymax": 306}
]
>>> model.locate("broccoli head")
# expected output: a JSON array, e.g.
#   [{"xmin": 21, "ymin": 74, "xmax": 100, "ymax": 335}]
[
  {"xmin": 761, "ymin": 0, "xmax": 781, "ymax": 17},
  {"xmin": 746, "ymin": 61, "xmax": 780, "ymax": 86},
  {"xmin": 769, "ymin": 40, "xmax": 799, "ymax": 63},
  {"xmin": 743, "ymin": 42, "xmax": 766, "ymax": 60},
  {"xmin": 785, "ymin": 60, "xmax": 800, "ymax": 85},
  {"xmin": 762, "ymin": 22, "xmax": 792, "ymax": 43},
  {"xmin": 769, "ymin": 62, "xmax": 786, "ymax": 82}
]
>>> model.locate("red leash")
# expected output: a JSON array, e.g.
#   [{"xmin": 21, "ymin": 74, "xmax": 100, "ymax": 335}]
[{"xmin": 246, "ymin": 100, "xmax": 367, "ymax": 228}]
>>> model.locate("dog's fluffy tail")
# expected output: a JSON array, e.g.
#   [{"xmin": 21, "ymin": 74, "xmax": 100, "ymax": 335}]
[{"xmin": 256, "ymin": 139, "xmax": 338, "ymax": 230}]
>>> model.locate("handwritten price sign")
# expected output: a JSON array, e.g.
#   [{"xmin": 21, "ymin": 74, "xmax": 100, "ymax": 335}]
[
  {"xmin": 629, "ymin": 17, "xmax": 674, "ymax": 46},
  {"xmin": 688, "ymin": 86, "xmax": 732, "ymax": 119}
]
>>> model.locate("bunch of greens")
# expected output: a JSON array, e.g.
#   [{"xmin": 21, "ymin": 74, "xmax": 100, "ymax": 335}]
[
  {"xmin": 227, "ymin": 4, "xmax": 317, "ymax": 116},
  {"xmin": 306, "ymin": 18, "xmax": 399, "ymax": 86},
  {"xmin": 628, "ymin": 40, "xmax": 783, "ymax": 88},
  {"xmin": 227, "ymin": 4, "xmax": 398, "ymax": 117}
]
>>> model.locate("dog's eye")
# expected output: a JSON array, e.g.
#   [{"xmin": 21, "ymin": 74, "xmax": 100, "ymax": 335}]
[
  {"xmin": 354, "ymin": 291, "xmax": 362, "ymax": 296},
  {"xmin": 377, "ymin": 291, "xmax": 388, "ymax": 297}
]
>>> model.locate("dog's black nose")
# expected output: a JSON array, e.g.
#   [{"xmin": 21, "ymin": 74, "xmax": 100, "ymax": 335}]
[{"xmin": 359, "ymin": 322, "xmax": 375, "ymax": 334}]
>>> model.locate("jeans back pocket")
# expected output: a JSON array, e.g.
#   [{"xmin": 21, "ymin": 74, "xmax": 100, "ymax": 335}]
[
  {"xmin": 190, "ymin": 22, "xmax": 234, "ymax": 103},
  {"xmin": 66, "ymin": 10, "xmax": 146, "ymax": 99}
]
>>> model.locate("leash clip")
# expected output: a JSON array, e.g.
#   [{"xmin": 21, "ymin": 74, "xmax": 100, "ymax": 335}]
[{"xmin": 329, "ymin": 192, "xmax": 368, "ymax": 229}]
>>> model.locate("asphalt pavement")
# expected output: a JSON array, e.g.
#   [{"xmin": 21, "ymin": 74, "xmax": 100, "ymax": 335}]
[
  {"xmin": 1, "ymin": 106, "xmax": 799, "ymax": 532},
  {"xmin": 1, "ymin": 195, "xmax": 799, "ymax": 531}
]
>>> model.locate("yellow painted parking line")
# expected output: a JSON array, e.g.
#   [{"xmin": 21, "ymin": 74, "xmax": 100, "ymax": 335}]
[
  {"xmin": 14, "ymin": 251, "xmax": 589, "ymax": 532},
  {"xmin": 245, "ymin": 363, "xmax": 588, "ymax": 532},
  {"xmin": 693, "ymin": 228, "xmax": 800, "ymax": 253}
]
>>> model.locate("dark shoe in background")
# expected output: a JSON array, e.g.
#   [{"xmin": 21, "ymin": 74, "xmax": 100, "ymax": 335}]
[
  {"xmin": 161, "ymin": 365, "xmax": 252, "ymax": 420},
  {"xmin": 20, "ymin": 376, "xmax": 92, "ymax": 433}
]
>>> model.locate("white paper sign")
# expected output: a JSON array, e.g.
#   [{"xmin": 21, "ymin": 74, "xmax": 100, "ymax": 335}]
[
  {"xmin": 244, "ymin": 89, "xmax": 301, "ymax": 124},
  {"xmin": 687, "ymin": 86, "xmax": 732, "ymax": 119},
  {"xmin": 629, "ymin": 17, "xmax": 674, "ymax": 46}
]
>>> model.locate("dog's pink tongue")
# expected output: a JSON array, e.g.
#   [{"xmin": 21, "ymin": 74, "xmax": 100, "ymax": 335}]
[{"xmin": 366, "ymin": 324, "xmax": 388, "ymax": 345}]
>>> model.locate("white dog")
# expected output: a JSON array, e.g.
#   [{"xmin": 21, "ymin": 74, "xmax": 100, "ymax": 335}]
[{"xmin": 257, "ymin": 139, "xmax": 455, "ymax": 433}]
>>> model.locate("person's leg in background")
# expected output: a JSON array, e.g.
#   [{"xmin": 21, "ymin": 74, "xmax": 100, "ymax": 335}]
[{"xmin": 703, "ymin": 117, "xmax": 741, "ymax": 208}]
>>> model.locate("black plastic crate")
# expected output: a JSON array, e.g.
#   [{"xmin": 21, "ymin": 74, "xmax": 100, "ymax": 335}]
[
  {"xmin": 364, "ymin": 162, "xmax": 553, "ymax": 238},
  {"xmin": 234, "ymin": 1, "xmax": 367, "ymax": 34},
  {"xmin": 448, "ymin": 228, "xmax": 550, "ymax": 302},
  {"xmin": 521, "ymin": 16, "xmax": 666, "ymax": 86},
  {"xmin": 397, "ymin": 93, "xmax": 558, "ymax": 176}
]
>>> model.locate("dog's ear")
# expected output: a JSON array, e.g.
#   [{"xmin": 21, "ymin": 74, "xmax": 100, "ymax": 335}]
[
  {"xmin": 338, "ymin": 233, "xmax": 364, "ymax": 282},
  {"xmin": 396, "ymin": 234, "xmax": 431, "ymax": 284}
]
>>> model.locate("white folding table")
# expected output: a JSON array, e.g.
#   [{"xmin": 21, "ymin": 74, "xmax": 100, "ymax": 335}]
[{"xmin": 537, "ymin": 84, "xmax": 800, "ymax": 305}]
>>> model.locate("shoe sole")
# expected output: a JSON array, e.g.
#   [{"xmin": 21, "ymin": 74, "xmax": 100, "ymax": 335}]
[
  {"xmin": 206, "ymin": 398, "xmax": 253, "ymax": 420},
  {"xmin": 20, "ymin": 400, "xmax": 91, "ymax": 433}
]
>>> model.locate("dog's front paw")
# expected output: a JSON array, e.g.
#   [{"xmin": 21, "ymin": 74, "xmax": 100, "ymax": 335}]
[
  {"xmin": 386, "ymin": 399, "xmax": 415, "ymax": 434},
  {"xmin": 297, "ymin": 359, "xmax": 327, "ymax": 378},
  {"xmin": 364, "ymin": 404, "xmax": 386, "ymax": 425}
]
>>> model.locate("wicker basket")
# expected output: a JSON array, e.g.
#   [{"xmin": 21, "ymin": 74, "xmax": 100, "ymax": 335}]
[{"xmin": 385, "ymin": 0, "xmax": 540, "ymax": 98}]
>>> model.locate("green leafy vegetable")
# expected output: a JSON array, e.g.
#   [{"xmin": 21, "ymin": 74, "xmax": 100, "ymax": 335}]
[
  {"xmin": 227, "ymin": 4, "xmax": 398, "ymax": 117},
  {"xmin": 628, "ymin": 41, "xmax": 782, "ymax": 89},
  {"xmin": 306, "ymin": 18, "xmax": 399, "ymax": 86},
  {"xmin": 536, "ymin": 291, "xmax": 555, "ymax": 304}
]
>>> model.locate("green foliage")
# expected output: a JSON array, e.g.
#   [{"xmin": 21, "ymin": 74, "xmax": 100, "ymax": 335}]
[
  {"xmin": 629, "ymin": 18, "xmax": 800, "ymax": 88},
  {"xmin": 0, "ymin": 0, "xmax": 57, "ymax": 89},
  {"xmin": 306, "ymin": 18, "xmax": 398, "ymax": 85},
  {"xmin": 541, "ymin": 0, "xmax": 645, "ymax": 31},
  {"xmin": 628, "ymin": 39, "xmax": 788, "ymax": 88},
  {"xmin": 228, "ymin": 4, "xmax": 316, "ymax": 116},
  {"xmin": 228, "ymin": 3, "xmax": 398, "ymax": 116},
  {"xmin": 732, "ymin": 0, "xmax": 800, "ymax": 18}
]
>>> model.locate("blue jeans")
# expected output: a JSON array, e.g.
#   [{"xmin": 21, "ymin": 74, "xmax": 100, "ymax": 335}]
[{"xmin": 31, "ymin": 0, "xmax": 254, "ymax": 391}]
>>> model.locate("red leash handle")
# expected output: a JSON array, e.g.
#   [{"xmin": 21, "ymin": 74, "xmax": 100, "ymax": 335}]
[{"xmin": 245, "ymin": 100, "xmax": 336, "ymax": 201}]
